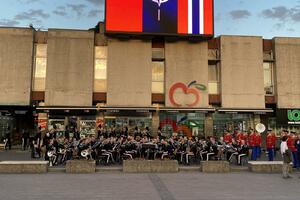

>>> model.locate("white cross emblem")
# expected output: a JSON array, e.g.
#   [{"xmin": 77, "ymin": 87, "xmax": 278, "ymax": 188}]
[{"xmin": 152, "ymin": 0, "xmax": 169, "ymax": 21}]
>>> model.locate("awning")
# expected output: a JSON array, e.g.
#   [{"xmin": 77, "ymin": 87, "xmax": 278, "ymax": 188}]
[
  {"xmin": 35, "ymin": 106, "xmax": 215, "ymax": 113},
  {"xmin": 217, "ymin": 108, "xmax": 274, "ymax": 114}
]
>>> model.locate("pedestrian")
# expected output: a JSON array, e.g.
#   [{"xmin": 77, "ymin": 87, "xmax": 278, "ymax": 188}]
[{"xmin": 281, "ymin": 136, "xmax": 292, "ymax": 179}]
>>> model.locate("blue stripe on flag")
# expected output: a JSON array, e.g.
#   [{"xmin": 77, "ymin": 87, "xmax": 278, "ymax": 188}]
[{"xmin": 192, "ymin": 0, "xmax": 199, "ymax": 34}]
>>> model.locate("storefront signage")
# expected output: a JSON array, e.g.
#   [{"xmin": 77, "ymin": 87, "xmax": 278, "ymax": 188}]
[
  {"xmin": 288, "ymin": 109, "xmax": 300, "ymax": 124},
  {"xmin": 277, "ymin": 109, "xmax": 300, "ymax": 126},
  {"xmin": 169, "ymin": 81, "xmax": 206, "ymax": 107},
  {"xmin": 105, "ymin": 0, "xmax": 214, "ymax": 37}
]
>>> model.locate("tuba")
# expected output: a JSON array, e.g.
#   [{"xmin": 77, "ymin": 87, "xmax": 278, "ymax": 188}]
[{"xmin": 81, "ymin": 149, "xmax": 90, "ymax": 158}]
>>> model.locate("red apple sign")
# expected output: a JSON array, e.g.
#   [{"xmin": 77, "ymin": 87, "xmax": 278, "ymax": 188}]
[{"xmin": 169, "ymin": 81, "xmax": 206, "ymax": 107}]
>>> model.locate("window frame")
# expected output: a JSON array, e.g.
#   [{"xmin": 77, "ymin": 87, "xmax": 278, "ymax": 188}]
[{"xmin": 94, "ymin": 46, "xmax": 108, "ymax": 93}]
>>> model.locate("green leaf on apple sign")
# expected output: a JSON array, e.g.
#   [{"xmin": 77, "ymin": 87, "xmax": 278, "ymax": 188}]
[{"xmin": 195, "ymin": 84, "xmax": 206, "ymax": 91}]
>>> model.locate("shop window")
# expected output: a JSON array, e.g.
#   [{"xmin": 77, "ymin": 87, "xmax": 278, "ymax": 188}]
[
  {"xmin": 212, "ymin": 113, "xmax": 253, "ymax": 138},
  {"xmin": 152, "ymin": 48, "xmax": 165, "ymax": 60},
  {"xmin": 159, "ymin": 112, "xmax": 205, "ymax": 137},
  {"xmin": 208, "ymin": 63, "xmax": 220, "ymax": 94},
  {"xmin": 152, "ymin": 61, "xmax": 165, "ymax": 94},
  {"xmin": 263, "ymin": 62, "xmax": 274, "ymax": 95},
  {"xmin": 32, "ymin": 44, "xmax": 47, "ymax": 91},
  {"xmin": 94, "ymin": 46, "xmax": 107, "ymax": 92}
]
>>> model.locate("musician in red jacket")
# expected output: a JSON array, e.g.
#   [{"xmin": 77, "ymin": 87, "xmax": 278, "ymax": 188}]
[
  {"xmin": 266, "ymin": 130, "xmax": 276, "ymax": 161},
  {"xmin": 224, "ymin": 131, "xmax": 232, "ymax": 144},
  {"xmin": 287, "ymin": 132, "xmax": 298, "ymax": 168},
  {"xmin": 255, "ymin": 132, "xmax": 262, "ymax": 159},
  {"xmin": 249, "ymin": 129, "xmax": 256, "ymax": 160},
  {"xmin": 236, "ymin": 130, "xmax": 244, "ymax": 145}
]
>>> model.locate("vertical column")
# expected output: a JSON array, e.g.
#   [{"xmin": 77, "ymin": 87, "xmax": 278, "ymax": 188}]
[
  {"xmin": 205, "ymin": 113, "xmax": 213, "ymax": 137},
  {"xmin": 152, "ymin": 112, "xmax": 160, "ymax": 136}
]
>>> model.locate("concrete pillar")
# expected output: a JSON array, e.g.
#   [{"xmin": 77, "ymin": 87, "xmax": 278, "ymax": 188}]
[
  {"xmin": 254, "ymin": 114, "xmax": 261, "ymax": 126},
  {"xmin": 0, "ymin": 28, "xmax": 34, "ymax": 105},
  {"xmin": 152, "ymin": 111, "xmax": 160, "ymax": 136},
  {"xmin": 205, "ymin": 113, "xmax": 214, "ymax": 137}
]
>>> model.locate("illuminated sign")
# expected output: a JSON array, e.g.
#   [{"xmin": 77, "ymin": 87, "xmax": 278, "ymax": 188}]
[
  {"xmin": 288, "ymin": 109, "xmax": 300, "ymax": 124},
  {"xmin": 277, "ymin": 109, "xmax": 300, "ymax": 125},
  {"xmin": 105, "ymin": 0, "xmax": 214, "ymax": 37}
]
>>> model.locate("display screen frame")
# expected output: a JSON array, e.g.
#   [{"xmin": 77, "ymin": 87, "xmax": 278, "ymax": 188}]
[{"xmin": 104, "ymin": 0, "xmax": 215, "ymax": 38}]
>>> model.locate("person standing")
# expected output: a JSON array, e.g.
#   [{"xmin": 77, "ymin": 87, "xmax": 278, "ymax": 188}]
[
  {"xmin": 249, "ymin": 129, "xmax": 256, "ymax": 160},
  {"xmin": 281, "ymin": 136, "xmax": 292, "ymax": 179},
  {"xmin": 266, "ymin": 130, "xmax": 276, "ymax": 161},
  {"xmin": 295, "ymin": 133, "xmax": 300, "ymax": 170},
  {"xmin": 35, "ymin": 126, "xmax": 42, "ymax": 158},
  {"xmin": 236, "ymin": 130, "xmax": 243, "ymax": 145},
  {"xmin": 256, "ymin": 132, "xmax": 262, "ymax": 159},
  {"xmin": 21, "ymin": 129, "xmax": 29, "ymax": 151},
  {"xmin": 287, "ymin": 132, "xmax": 298, "ymax": 168},
  {"xmin": 289, "ymin": 132, "xmax": 299, "ymax": 169}
]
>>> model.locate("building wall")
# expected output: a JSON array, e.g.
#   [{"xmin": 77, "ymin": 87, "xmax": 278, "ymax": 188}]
[
  {"xmin": 107, "ymin": 39, "xmax": 152, "ymax": 107},
  {"xmin": 220, "ymin": 36, "xmax": 265, "ymax": 108},
  {"xmin": 45, "ymin": 29, "xmax": 94, "ymax": 106},
  {"xmin": 274, "ymin": 37, "xmax": 300, "ymax": 108},
  {"xmin": 165, "ymin": 41, "xmax": 209, "ymax": 107},
  {"xmin": 0, "ymin": 28, "xmax": 34, "ymax": 106}
]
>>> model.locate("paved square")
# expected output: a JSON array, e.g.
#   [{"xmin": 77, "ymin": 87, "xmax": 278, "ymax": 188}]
[{"xmin": 0, "ymin": 172, "xmax": 299, "ymax": 200}]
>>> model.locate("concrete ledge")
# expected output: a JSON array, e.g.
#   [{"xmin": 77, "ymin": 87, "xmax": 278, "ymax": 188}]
[
  {"xmin": 123, "ymin": 160, "xmax": 179, "ymax": 173},
  {"xmin": 201, "ymin": 161, "xmax": 230, "ymax": 173},
  {"xmin": 0, "ymin": 144, "xmax": 5, "ymax": 150},
  {"xmin": 0, "ymin": 161, "xmax": 48, "ymax": 173},
  {"xmin": 66, "ymin": 160, "xmax": 96, "ymax": 173},
  {"xmin": 248, "ymin": 161, "xmax": 291, "ymax": 173}
]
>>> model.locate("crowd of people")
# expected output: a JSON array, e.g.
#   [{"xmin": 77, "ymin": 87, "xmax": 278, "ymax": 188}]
[{"xmin": 23, "ymin": 125, "xmax": 299, "ymax": 168}]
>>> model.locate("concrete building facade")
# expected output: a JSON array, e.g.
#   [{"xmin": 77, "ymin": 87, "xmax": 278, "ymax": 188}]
[{"xmin": 0, "ymin": 26, "xmax": 299, "ymax": 141}]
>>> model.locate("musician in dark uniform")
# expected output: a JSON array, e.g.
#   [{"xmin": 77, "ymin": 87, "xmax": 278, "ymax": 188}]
[
  {"xmin": 5, "ymin": 127, "xmax": 12, "ymax": 150},
  {"xmin": 35, "ymin": 126, "xmax": 42, "ymax": 158},
  {"xmin": 236, "ymin": 140, "xmax": 249, "ymax": 165},
  {"xmin": 21, "ymin": 129, "xmax": 29, "ymax": 151}
]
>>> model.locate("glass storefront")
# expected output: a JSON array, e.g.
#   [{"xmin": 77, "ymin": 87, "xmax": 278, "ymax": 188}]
[
  {"xmin": 0, "ymin": 115, "xmax": 15, "ymax": 140},
  {"xmin": 159, "ymin": 112, "xmax": 205, "ymax": 138},
  {"xmin": 104, "ymin": 112, "xmax": 152, "ymax": 135},
  {"xmin": 213, "ymin": 113, "xmax": 253, "ymax": 137}
]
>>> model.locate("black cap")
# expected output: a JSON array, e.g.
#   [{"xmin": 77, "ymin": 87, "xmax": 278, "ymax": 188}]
[
  {"xmin": 268, "ymin": 129, "xmax": 272, "ymax": 132},
  {"xmin": 291, "ymin": 131, "xmax": 296, "ymax": 134}
]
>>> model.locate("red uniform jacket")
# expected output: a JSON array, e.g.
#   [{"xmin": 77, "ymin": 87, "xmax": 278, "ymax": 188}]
[
  {"xmin": 249, "ymin": 133, "xmax": 256, "ymax": 147},
  {"xmin": 236, "ymin": 133, "xmax": 244, "ymax": 144},
  {"xmin": 224, "ymin": 133, "xmax": 232, "ymax": 144},
  {"xmin": 266, "ymin": 134, "xmax": 276, "ymax": 148},
  {"xmin": 287, "ymin": 137, "xmax": 297, "ymax": 152},
  {"xmin": 254, "ymin": 134, "xmax": 262, "ymax": 146}
]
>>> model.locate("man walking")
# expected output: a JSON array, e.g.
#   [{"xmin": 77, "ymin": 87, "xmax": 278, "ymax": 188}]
[{"xmin": 281, "ymin": 136, "xmax": 292, "ymax": 179}]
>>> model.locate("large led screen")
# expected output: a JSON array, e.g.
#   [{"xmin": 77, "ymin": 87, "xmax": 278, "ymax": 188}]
[{"xmin": 105, "ymin": 0, "xmax": 214, "ymax": 37}]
